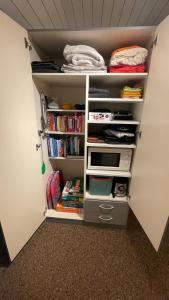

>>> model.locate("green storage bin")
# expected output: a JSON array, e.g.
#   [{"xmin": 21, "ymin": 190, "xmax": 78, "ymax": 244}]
[{"xmin": 89, "ymin": 176, "xmax": 113, "ymax": 195}]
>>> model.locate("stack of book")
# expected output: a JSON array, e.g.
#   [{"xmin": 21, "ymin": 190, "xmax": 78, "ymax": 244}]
[
  {"xmin": 56, "ymin": 177, "xmax": 84, "ymax": 213},
  {"xmin": 47, "ymin": 112, "xmax": 85, "ymax": 133},
  {"xmin": 47, "ymin": 136, "xmax": 84, "ymax": 158}
]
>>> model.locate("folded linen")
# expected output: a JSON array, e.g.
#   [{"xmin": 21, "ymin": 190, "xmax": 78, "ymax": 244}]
[
  {"xmin": 65, "ymin": 54, "xmax": 104, "ymax": 67},
  {"xmin": 89, "ymin": 87, "xmax": 110, "ymax": 98},
  {"xmin": 63, "ymin": 45, "xmax": 105, "ymax": 66},
  {"xmin": 61, "ymin": 69, "xmax": 107, "ymax": 74},
  {"xmin": 108, "ymin": 64, "xmax": 145, "ymax": 73},
  {"xmin": 121, "ymin": 85, "xmax": 143, "ymax": 98},
  {"xmin": 110, "ymin": 45, "xmax": 148, "ymax": 66},
  {"xmin": 89, "ymin": 87, "xmax": 110, "ymax": 95},
  {"xmin": 31, "ymin": 61, "xmax": 61, "ymax": 73},
  {"xmin": 61, "ymin": 63, "xmax": 107, "ymax": 73}
]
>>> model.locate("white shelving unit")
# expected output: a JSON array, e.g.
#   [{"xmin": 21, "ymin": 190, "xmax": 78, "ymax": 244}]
[{"xmin": 35, "ymin": 73, "xmax": 145, "ymax": 222}]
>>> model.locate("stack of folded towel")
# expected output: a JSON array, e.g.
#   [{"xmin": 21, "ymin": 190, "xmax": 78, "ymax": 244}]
[
  {"xmin": 89, "ymin": 87, "xmax": 110, "ymax": 98},
  {"xmin": 31, "ymin": 61, "xmax": 61, "ymax": 73},
  {"xmin": 121, "ymin": 85, "xmax": 143, "ymax": 99},
  {"xmin": 108, "ymin": 45, "xmax": 148, "ymax": 73},
  {"xmin": 61, "ymin": 45, "xmax": 107, "ymax": 73}
]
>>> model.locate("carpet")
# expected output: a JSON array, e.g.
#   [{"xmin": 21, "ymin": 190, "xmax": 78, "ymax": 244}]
[{"xmin": 0, "ymin": 211, "xmax": 169, "ymax": 300}]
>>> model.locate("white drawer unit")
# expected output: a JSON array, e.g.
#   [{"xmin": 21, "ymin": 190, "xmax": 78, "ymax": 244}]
[{"xmin": 84, "ymin": 200, "xmax": 129, "ymax": 226}]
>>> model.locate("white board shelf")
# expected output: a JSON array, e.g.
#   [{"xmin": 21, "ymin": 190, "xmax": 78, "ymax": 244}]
[
  {"xmin": 46, "ymin": 209, "xmax": 84, "ymax": 221},
  {"xmin": 46, "ymin": 130, "xmax": 85, "ymax": 135},
  {"xmin": 49, "ymin": 156, "xmax": 84, "ymax": 160},
  {"xmin": 86, "ymin": 169, "xmax": 131, "ymax": 177},
  {"xmin": 32, "ymin": 73, "xmax": 86, "ymax": 87},
  {"xmin": 46, "ymin": 109, "xmax": 85, "ymax": 113},
  {"xmin": 86, "ymin": 142, "xmax": 136, "ymax": 149},
  {"xmin": 85, "ymin": 191, "xmax": 127, "ymax": 202},
  {"xmin": 89, "ymin": 73, "xmax": 148, "ymax": 85},
  {"xmin": 87, "ymin": 120, "xmax": 140, "ymax": 125},
  {"xmin": 88, "ymin": 98, "xmax": 144, "ymax": 103}
]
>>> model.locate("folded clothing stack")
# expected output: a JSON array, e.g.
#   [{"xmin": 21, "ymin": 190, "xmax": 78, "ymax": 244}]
[
  {"xmin": 89, "ymin": 87, "xmax": 110, "ymax": 98},
  {"xmin": 102, "ymin": 125, "xmax": 136, "ymax": 144},
  {"xmin": 61, "ymin": 45, "xmax": 107, "ymax": 73},
  {"xmin": 31, "ymin": 61, "xmax": 61, "ymax": 73},
  {"xmin": 121, "ymin": 85, "xmax": 143, "ymax": 98},
  {"xmin": 108, "ymin": 45, "xmax": 148, "ymax": 73},
  {"xmin": 87, "ymin": 124, "xmax": 136, "ymax": 145}
]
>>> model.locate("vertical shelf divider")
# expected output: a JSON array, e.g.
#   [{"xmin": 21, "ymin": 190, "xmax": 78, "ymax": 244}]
[{"xmin": 84, "ymin": 75, "xmax": 89, "ymax": 196}]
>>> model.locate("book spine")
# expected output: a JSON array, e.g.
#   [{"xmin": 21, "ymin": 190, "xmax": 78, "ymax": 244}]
[
  {"xmin": 51, "ymin": 113, "xmax": 55, "ymax": 131},
  {"xmin": 52, "ymin": 138, "xmax": 55, "ymax": 156},
  {"xmin": 47, "ymin": 137, "xmax": 51, "ymax": 157},
  {"xmin": 50, "ymin": 138, "xmax": 54, "ymax": 156},
  {"xmin": 48, "ymin": 112, "xmax": 53, "ymax": 131},
  {"xmin": 79, "ymin": 114, "xmax": 82, "ymax": 133},
  {"xmin": 82, "ymin": 114, "xmax": 85, "ymax": 133},
  {"xmin": 75, "ymin": 113, "xmax": 78, "ymax": 132}
]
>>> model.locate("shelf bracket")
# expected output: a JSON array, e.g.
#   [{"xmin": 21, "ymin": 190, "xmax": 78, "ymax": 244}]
[
  {"xmin": 24, "ymin": 37, "xmax": 32, "ymax": 51},
  {"xmin": 151, "ymin": 35, "xmax": 158, "ymax": 48}
]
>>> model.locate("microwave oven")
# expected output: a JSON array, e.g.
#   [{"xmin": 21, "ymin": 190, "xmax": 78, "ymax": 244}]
[{"xmin": 88, "ymin": 147, "xmax": 132, "ymax": 171}]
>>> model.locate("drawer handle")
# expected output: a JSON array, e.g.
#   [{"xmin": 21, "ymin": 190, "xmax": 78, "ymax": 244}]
[
  {"xmin": 98, "ymin": 216, "xmax": 113, "ymax": 221},
  {"xmin": 99, "ymin": 204, "xmax": 114, "ymax": 210}
]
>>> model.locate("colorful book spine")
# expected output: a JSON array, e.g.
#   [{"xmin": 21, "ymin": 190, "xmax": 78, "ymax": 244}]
[
  {"xmin": 50, "ymin": 138, "xmax": 54, "ymax": 156},
  {"xmin": 47, "ymin": 137, "xmax": 51, "ymax": 157}
]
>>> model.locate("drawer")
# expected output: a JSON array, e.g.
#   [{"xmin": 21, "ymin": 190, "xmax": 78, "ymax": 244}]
[{"xmin": 84, "ymin": 200, "xmax": 129, "ymax": 226}]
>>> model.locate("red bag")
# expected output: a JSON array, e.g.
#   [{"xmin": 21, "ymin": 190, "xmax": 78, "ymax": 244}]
[{"xmin": 46, "ymin": 170, "xmax": 64, "ymax": 209}]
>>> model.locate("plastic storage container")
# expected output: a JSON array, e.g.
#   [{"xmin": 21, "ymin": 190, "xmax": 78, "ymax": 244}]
[{"xmin": 89, "ymin": 176, "xmax": 113, "ymax": 195}]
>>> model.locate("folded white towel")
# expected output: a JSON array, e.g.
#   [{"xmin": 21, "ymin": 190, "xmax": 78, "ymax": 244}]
[
  {"xmin": 61, "ymin": 64, "xmax": 107, "ymax": 72},
  {"xmin": 66, "ymin": 54, "xmax": 104, "ymax": 67},
  {"xmin": 110, "ymin": 46, "xmax": 148, "ymax": 66},
  {"xmin": 61, "ymin": 70, "xmax": 107, "ymax": 73},
  {"xmin": 63, "ymin": 45, "xmax": 105, "ymax": 66}
]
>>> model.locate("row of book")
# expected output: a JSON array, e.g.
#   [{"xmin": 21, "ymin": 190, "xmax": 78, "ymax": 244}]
[
  {"xmin": 56, "ymin": 178, "xmax": 84, "ymax": 213},
  {"xmin": 47, "ymin": 136, "xmax": 84, "ymax": 157},
  {"xmin": 47, "ymin": 112, "xmax": 85, "ymax": 133}
]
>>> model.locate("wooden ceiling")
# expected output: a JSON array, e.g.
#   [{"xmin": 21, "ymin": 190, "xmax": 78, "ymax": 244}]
[{"xmin": 0, "ymin": 0, "xmax": 169, "ymax": 30}]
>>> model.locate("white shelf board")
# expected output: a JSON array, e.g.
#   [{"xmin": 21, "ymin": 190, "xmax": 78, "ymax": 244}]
[
  {"xmin": 46, "ymin": 130, "xmax": 85, "ymax": 135},
  {"xmin": 88, "ymin": 98, "xmax": 143, "ymax": 103},
  {"xmin": 49, "ymin": 156, "xmax": 84, "ymax": 160},
  {"xmin": 87, "ymin": 142, "xmax": 136, "ymax": 149},
  {"xmin": 32, "ymin": 73, "xmax": 86, "ymax": 87},
  {"xmin": 32, "ymin": 72, "xmax": 148, "ymax": 86},
  {"xmin": 86, "ymin": 169, "xmax": 131, "ymax": 177},
  {"xmin": 47, "ymin": 109, "xmax": 85, "ymax": 113},
  {"xmin": 85, "ymin": 191, "xmax": 127, "ymax": 202},
  {"xmin": 46, "ymin": 209, "xmax": 84, "ymax": 221},
  {"xmin": 87, "ymin": 120, "xmax": 140, "ymax": 125},
  {"xmin": 89, "ymin": 73, "xmax": 148, "ymax": 85}
]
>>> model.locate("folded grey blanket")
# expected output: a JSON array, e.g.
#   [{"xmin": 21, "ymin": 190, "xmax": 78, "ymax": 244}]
[{"xmin": 63, "ymin": 45, "xmax": 105, "ymax": 66}]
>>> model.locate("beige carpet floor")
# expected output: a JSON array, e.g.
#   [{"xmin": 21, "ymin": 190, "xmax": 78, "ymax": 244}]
[{"xmin": 0, "ymin": 211, "xmax": 169, "ymax": 300}]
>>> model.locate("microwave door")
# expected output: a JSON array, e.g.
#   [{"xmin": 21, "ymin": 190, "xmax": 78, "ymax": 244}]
[{"xmin": 90, "ymin": 151, "xmax": 121, "ymax": 170}]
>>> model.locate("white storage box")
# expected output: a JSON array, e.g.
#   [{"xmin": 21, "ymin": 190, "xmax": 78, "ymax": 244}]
[{"xmin": 89, "ymin": 112, "xmax": 112, "ymax": 122}]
